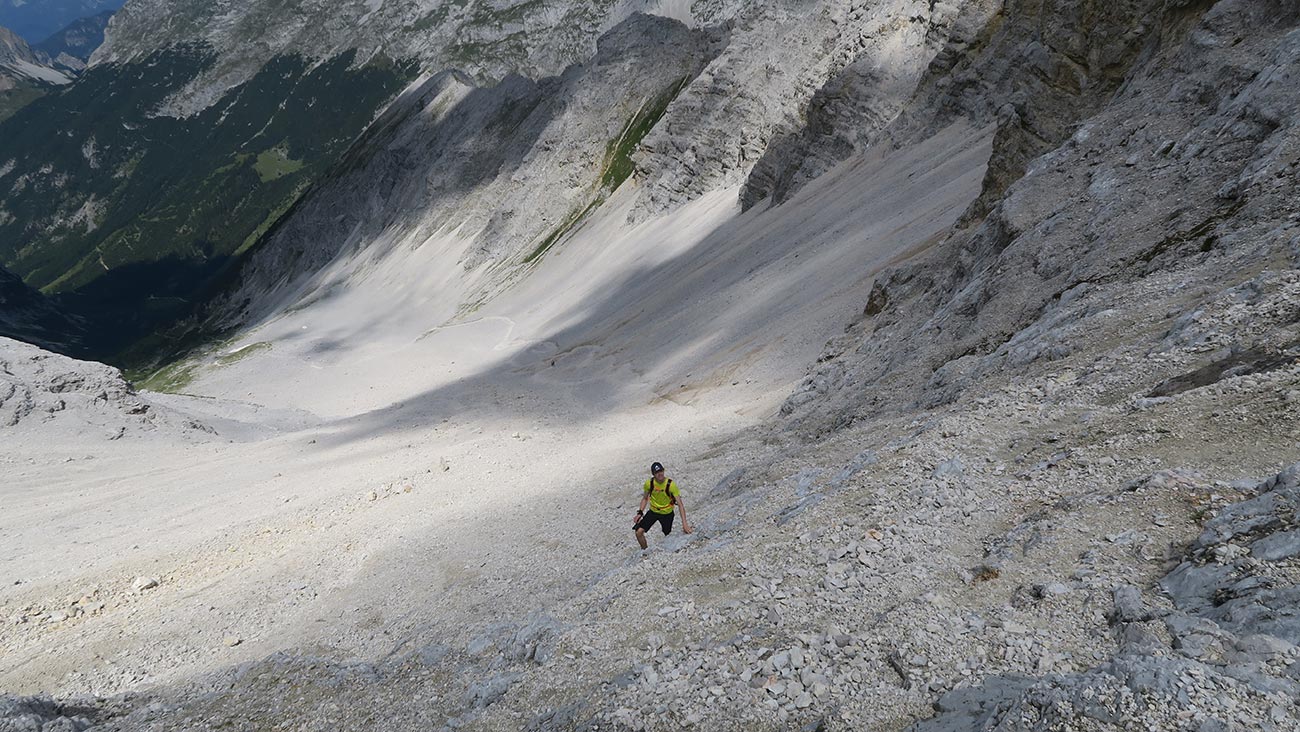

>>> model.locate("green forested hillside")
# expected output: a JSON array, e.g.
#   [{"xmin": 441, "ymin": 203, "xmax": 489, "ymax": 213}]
[{"xmin": 0, "ymin": 45, "xmax": 416, "ymax": 363}]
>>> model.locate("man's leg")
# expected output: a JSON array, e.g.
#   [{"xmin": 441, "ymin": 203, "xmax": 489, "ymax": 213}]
[
  {"xmin": 634, "ymin": 512, "xmax": 655, "ymax": 549},
  {"xmin": 660, "ymin": 511, "xmax": 675, "ymax": 536}
]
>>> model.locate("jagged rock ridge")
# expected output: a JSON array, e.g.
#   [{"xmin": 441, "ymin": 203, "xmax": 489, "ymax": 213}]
[{"xmin": 210, "ymin": 13, "xmax": 724, "ymax": 330}]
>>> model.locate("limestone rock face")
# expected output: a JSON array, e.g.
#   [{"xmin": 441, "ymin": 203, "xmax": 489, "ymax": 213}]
[
  {"xmin": 743, "ymin": 0, "xmax": 1172, "ymax": 211},
  {"xmin": 737, "ymin": 0, "xmax": 990, "ymax": 211},
  {"xmin": 915, "ymin": 463, "xmax": 1300, "ymax": 731},
  {"xmin": 782, "ymin": 0, "xmax": 1300, "ymax": 434},
  {"xmin": 0, "ymin": 337, "xmax": 205, "ymax": 438}
]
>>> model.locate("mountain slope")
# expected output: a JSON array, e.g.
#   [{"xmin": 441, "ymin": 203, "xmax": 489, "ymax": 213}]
[
  {"xmin": 35, "ymin": 9, "xmax": 114, "ymax": 72},
  {"xmin": 0, "ymin": 24, "xmax": 70, "ymax": 120},
  {"xmin": 205, "ymin": 0, "xmax": 977, "ymax": 340},
  {"xmin": 207, "ymin": 13, "xmax": 724, "ymax": 338},
  {"xmin": 0, "ymin": 25, "xmax": 71, "ymax": 83}
]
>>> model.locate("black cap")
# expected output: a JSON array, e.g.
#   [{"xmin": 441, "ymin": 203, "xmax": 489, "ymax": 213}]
[{"xmin": 650, "ymin": 462, "xmax": 664, "ymax": 475}]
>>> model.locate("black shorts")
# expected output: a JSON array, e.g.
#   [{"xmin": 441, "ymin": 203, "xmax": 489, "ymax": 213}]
[{"xmin": 635, "ymin": 510, "xmax": 675, "ymax": 535}]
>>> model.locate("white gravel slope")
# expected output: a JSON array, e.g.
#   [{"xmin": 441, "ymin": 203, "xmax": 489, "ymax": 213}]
[{"xmin": 0, "ymin": 125, "xmax": 993, "ymax": 715}]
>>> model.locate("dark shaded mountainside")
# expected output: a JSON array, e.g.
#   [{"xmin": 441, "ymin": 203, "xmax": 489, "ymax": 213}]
[
  {"xmin": 0, "ymin": 46, "xmax": 417, "ymax": 362},
  {"xmin": 0, "ymin": 264, "xmax": 83, "ymax": 351}
]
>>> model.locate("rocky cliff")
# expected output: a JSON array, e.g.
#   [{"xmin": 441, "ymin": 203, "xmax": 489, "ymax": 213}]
[{"xmin": 780, "ymin": 0, "xmax": 1300, "ymax": 435}]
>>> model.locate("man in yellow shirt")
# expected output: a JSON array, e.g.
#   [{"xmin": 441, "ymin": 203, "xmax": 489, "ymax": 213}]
[{"xmin": 634, "ymin": 461, "xmax": 693, "ymax": 550}]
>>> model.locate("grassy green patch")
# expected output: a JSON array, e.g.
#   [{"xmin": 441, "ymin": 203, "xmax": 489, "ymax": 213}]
[
  {"xmin": 600, "ymin": 77, "xmax": 688, "ymax": 192},
  {"xmin": 133, "ymin": 358, "xmax": 199, "ymax": 393},
  {"xmin": 0, "ymin": 83, "xmax": 46, "ymax": 123},
  {"xmin": 235, "ymin": 181, "xmax": 308, "ymax": 256},
  {"xmin": 523, "ymin": 198, "xmax": 602, "ymax": 265},
  {"xmin": 521, "ymin": 79, "xmax": 688, "ymax": 267},
  {"xmin": 215, "ymin": 341, "xmax": 271, "ymax": 366},
  {"xmin": 253, "ymin": 146, "xmax": 304, "ymax": 182},
  {"xmin": 212, "ymin": 152, "xmax": 251, "ymax": 176}
]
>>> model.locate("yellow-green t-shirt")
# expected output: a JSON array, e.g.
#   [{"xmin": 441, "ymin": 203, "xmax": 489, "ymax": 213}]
[{"xmin": 644, "ymin": 478, "xmax": 680, "ymax": 514}]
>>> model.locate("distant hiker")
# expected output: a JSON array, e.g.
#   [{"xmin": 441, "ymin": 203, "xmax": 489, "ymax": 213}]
[{"xmin": 634, "ymin": 461, "xmax": 692, "ymax": 550}]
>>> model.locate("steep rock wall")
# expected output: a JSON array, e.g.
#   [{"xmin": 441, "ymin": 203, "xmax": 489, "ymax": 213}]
[{"xmin": 781, "ymin": 0, "xmax": 1300, "ymax": 435}]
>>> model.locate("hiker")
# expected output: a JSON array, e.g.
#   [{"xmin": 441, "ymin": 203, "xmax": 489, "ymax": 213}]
[{"xmin": 634, "ymin": 461, "xmax": 692, "ymax": 550}]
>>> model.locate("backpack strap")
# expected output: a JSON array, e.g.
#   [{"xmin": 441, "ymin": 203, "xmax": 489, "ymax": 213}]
[{"xmin": 645, "ymin": 478, "xmax": 677, "ymax": 507}]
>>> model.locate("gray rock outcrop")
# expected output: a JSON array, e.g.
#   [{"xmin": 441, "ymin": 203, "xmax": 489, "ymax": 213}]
[
  {"xmin": 0, "ymin": 694, "xmax": 98, "ymax": 732},
  {"xmin": 0, "ymin": 337, "xmax": 201, "ymax": 437},
  {"xmin": 913, "ymin": 463, "xmax": 1300, "ymax": 731}
]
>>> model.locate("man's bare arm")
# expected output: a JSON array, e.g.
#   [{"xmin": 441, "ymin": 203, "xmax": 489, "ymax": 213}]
[{"xmin": 677, "ymin": 496, "xmax": 693, "ymax": 534}]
